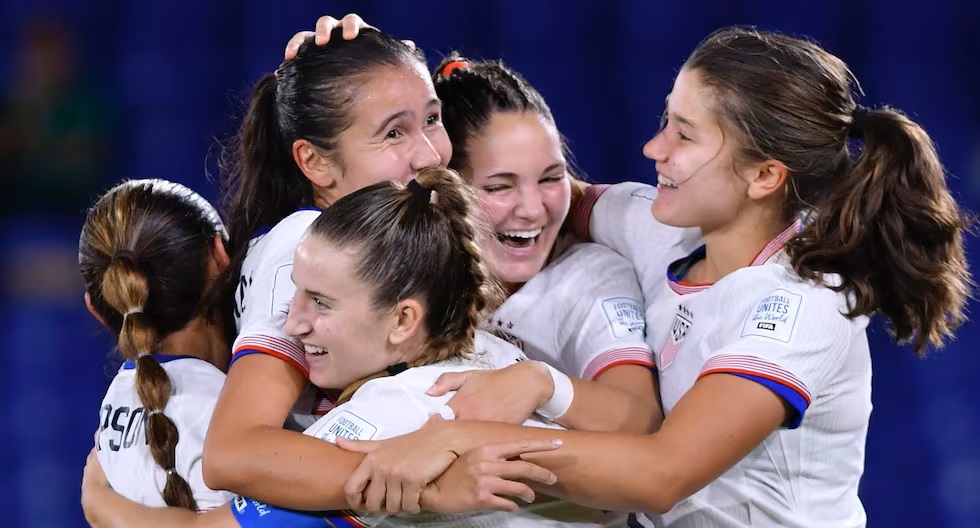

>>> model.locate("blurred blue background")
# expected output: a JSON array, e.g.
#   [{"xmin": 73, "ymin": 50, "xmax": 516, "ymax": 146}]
[{"xmin": 2, "ymin": 1, "xmax": 978, "ymax": 526}]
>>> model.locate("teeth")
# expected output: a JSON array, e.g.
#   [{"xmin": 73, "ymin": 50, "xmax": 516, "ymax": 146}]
[
  {"xmin": 498, "ymin": 229, "xmax": 542, "ymax": 239},
  {"xmin": 658, "ymin": 175, "xmax": 679, "ymax": 188},
  {"xmin": 305, "ymin": 344, "xmax": 327, "ymax": 356}
]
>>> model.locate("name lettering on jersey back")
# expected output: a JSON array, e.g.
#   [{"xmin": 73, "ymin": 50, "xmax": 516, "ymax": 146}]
[
  {"xmin": 741, "ymin": 288, "xmax": 803, "ymax": 343},
  {"xmin": 600, "ymin": 297, "xmax": 646, "ymax": 339},
  {"xmin": 98, "ymin": 403, "xmax": 147, "ymax": 452},
  {"xmin": 311, "ymin": 410, "xmax": 380, "ymax": 443}
]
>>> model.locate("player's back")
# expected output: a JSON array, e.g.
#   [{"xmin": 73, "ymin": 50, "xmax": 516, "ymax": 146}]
[{"xmin": 96, "ymin": 356, "xmax": 234, "ymax": 511}]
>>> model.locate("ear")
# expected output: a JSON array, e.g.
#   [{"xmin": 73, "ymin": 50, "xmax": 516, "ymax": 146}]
[
  {"xmin": 210, "ymin": 235, "xmax": 231, "ymax": 273},
  {"xmin": 746, "ymin": 159, "xmax": 788, "ymax": 201},
  {"xmin": 84, "ymin": 292, "xmax": 109, "ymax": 329},
  {"xmin": 387, "ymin": 298, "xmax": 425, "ymax": 347},
  {"xmin": 293, "ymin": 139, "xmax": 342, "ymax": 190}
]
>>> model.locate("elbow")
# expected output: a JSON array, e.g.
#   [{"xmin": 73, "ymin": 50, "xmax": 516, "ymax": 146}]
[
  {"xmin": 202, "ymin": 435, "xmax": 245, "ymax": 491},
  {"xmin": 636, "ymin": 468, "xmax": 686, "ymax": 514}
]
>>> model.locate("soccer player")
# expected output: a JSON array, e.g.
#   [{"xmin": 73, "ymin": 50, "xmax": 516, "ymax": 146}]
[
  {"xmin": 331, "ymin": 28, "xmax": 973, "ymax": 528},
  {"xmin": 82, "ymin": 169, "xmax": 601, "ymax": 528},
  {"xmin": 79, "ymin": 179, "xmax": 234, "ymax": 512}
]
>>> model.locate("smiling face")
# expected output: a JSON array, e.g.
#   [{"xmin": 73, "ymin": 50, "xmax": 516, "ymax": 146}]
[
  {"xmin": 317, "ymin": 64, "xmax": 453, "ymax": 204},
  {"xmin": 283, "ymin": 236, "xmax": 406, "ymax": 389},
  {"xmin": 463, "ymin": 112, "xmax": 571, "ymax": 288},
  {"xmin": 642, "ymin": 67, "xmax": 757, "ymax": 233}
]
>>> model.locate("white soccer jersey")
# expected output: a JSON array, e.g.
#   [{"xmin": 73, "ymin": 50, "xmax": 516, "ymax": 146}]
[
  {"xmin": 231, "ymin": 208, "xmax": 336, "ymax": 426},
  {"xmin": 96, "ymin": 355, "xmax": 234, "ymax": 511},
  {"xmin": 491, "ymin": 242, "xmax": 653, "ymax": 381},
  {"xmin": 572, "ymin": 183, "xmax": 703, "ymax": 354},
  {"xmin": 299, "ymin": 331, "xmax": 608, "ymax": 527},
  {"xmin": 580, "ymin": 186, "xmax": 871, "ymax": 527}
]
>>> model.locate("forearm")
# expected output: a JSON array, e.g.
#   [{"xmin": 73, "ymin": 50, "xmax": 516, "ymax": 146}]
[
  {"xmin": 557, "ymin": 372, "xmax": 663, "ymax": 434},
  {"xmin": 83, "ymin": 487, "xmax": 201, "ymax": 528},
  {"xmin": 445, "ymin": 421, "xmax": 677, "ymax": 513},
  {"xmin": 204, "ymin": 426, "xmax": 363, "ymax": 510}
]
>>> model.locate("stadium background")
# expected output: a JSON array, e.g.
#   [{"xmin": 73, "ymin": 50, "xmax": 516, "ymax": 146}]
[{"xmin": 1, "ymin": 1, "xmax": 978, "ymax": 526}]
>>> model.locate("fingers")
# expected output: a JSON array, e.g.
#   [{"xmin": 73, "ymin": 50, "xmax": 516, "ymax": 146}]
[
  {"xmin": 340, "ymin": 13, "xmax": 375, "ymax": 40},
  {"xmin": 482, "ymin": 477, "xmax": 537, "ymax": 505},
  {"xmin": 284, "ymin": 31, "xmax": 315, "ymax": 60},
  {"xmin": 385, "ymin": 481, "xmax": 403, "ymax": 515},
  {"xmin": 344, "ymin": 461, "xmax": 372, "ymax": 509},
  {"xmin": 426, "ymin": 371, "xmax": 470, "ymax": 396},
  {"xmin": 314, "ymin": 16, "xmax": 340, "ymax": 45},
  {"xmin": 486, "ymin": 438, "xmax": 563, "ymax": 461},
  {"xmin": 489, "ymin": 458, "xmax": 557, "ymax": 486},
  {"xmin": 364, "ymin": 477, "xmax": 388, "ymax": 513},
  {"xmin": 335, "ymin": 436, "xmax": 379, "ymax": 453},
  {"xmin": 400, "ymin": 481, "xmax": 423, "ymax": 514}
]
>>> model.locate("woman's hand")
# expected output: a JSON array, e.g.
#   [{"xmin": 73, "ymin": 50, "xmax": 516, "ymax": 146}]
[
  {"xmin": 337, "ymin": 415, "xmax": 560, "ymax": 514},
  {"xmin": 427, "ymin": 361, "xmax": 554, "ymax": 423},
  {"xmin": 419, "ymin": 439, "xmax": 560, "ymax": 513},
  {"xmin": 283, "ymin": 13, "xmax": 415, "ymax": 61}
]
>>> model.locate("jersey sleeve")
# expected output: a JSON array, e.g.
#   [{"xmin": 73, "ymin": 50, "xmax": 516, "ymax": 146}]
[
  {"xmin": 302, "ymin": 377, "xmax": 434, "ymax": 443},
  {"xmin": 231, "ymin": 224, "xmax": 309, "ymax": 376},
  {"xmin": 554, "ymin": 245, "xmax": 654, "ymax": 380},
  {"xmin": 698, "ymin": 286, "xmax": 852, "ymax": 429}
]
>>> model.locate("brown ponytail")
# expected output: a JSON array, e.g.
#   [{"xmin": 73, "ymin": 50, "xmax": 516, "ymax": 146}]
[
  {"xmin": 79, "ymin": 179, "xmax": 226, "ymax": 510},
  {"xmin": 786, "ymin": 107, "xmax": 973, "ymax": 354},
  {"xmin": 683, "ymin": 27, "xmax": 973, "ymax": 356}
]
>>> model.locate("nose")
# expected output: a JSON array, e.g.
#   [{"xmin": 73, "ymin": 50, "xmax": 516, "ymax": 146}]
[
  {"xmin": 514, "ymin": 184, "xmax": 546, "ymax": 222},
  {"xmin": 410, "ymin": 133, "xmax": 443, "ymax": 172},
  {"xmin": 642, "ymin": 131, "xmax": 668, "ymax": 163},
  {"xmin": 283, "ymin": 295, "xmax": 311, "ymax": 339}
]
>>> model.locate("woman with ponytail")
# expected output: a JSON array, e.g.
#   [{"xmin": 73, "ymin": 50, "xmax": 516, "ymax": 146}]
[
  {"xmin": 83, "ymin": 169, "xmax": 590, "ymax": 528},
  {"xmin": 323, "ymin": 28, "xmax": 973, "ymax": 528},
  {"xmin": 79, "ymin": 179, "xmax": 233, "ymax": 514}
]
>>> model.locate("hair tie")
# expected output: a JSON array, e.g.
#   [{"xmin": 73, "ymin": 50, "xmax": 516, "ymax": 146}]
[
  {"xmin": 146, "ymin": 409, "xmax": 163, "ymax": 416},
  {"xmin": 124, "ymin": 308, "xmax": 143, "ymax": 317},
  {"xmin": 440, "ymin": 60, "xmax": 469, "ymax": 78},
  {"xmin": 385, "ymin": 362, "xmax": 409, "ymax": 376},
  {"xmin": 848, "ymin": 105, "xmax": 871, "ymax": 139},
  {"xmin": 407, "ymin": 179, "xmax": 435, "ymax": 205},
  {"xmin": 165, "ymin": 468, "xmax": 176, "ymax": 476},
  {"xmin": 111, "ymin": 249, "xmax": 139, "ymax": 267}
]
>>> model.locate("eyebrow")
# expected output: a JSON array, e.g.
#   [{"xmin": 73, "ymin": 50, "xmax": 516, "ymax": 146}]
[
  {"xmin": 371, "ymin": 99, "xmax": 441, "ymax": 137},
  {"xmin": 290, "ymin": 273, "xmax": 336, "ymax": 303},
  {"xmin": 373, "ymin": 111, "xmax": 411, "ymax": 137},
  {"xmin": 487, "ymin": 163, "xmax": 566, "ymax": 180},
  {"xmin": 672, "ymin": 113, "xmax": 696, "ymax": 129}
]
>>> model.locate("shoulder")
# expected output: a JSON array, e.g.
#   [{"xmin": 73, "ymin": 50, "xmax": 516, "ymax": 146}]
[
  {"xmin": 248, "ymin": 209, "xmax": 321, "ymax": 263},
  {"xmin": 162, "ymin": 358, "xmax": 226, "ymax": 400}
]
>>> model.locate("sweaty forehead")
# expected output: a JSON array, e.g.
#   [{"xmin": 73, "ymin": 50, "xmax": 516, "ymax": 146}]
[
  {"xmin": 347, "ymin": 64, "xmax": 436, "ymax": 124},
  {"xmin": 668, "ymin": 68, "xmax": 720, "ymax": 127}
]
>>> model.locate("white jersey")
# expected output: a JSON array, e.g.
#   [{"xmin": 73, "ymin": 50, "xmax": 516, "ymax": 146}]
[
  {"xmin": 300, "ymin": 331, "xmax": 608, "ymax": 527},
  {"xmin": 231, "ymin": 208, "xmax": 336, "ymax": 427},
  {"xmin": 96, "ymin": 355, "xmax": 234, "ymax": 511},
  {"xmin": 583, "ymin": 184, "xmax": 871, "ymax": 527},
  {"xmin": 491, "ymin": 242, "xmax": 653, "ymax": 381}
]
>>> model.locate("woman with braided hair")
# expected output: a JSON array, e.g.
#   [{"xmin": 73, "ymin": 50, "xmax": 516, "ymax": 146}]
[{"xmin": 79, "ymin": 179, "xmax": 234, "ymax": 512}]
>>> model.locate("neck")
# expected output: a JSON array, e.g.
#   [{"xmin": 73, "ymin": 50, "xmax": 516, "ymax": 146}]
[
  {"xmin": 690, "ymin": 209, "xmax": 785, "ymax": 284},
  {"xmin": 157, "ymin": 316, "xmax": 230, "ymax": 372}
]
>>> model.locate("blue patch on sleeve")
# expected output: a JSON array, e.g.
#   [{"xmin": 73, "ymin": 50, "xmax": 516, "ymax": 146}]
[
  {"xmin": 729, "ymin": 373, "xmax": 807, "ymax": 429},
  {"xmin": 231, "ymin": 495, "xmax": 330, "ymax": 527}
]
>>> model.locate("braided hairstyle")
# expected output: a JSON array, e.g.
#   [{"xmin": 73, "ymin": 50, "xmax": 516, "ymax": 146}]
[
  {"xmin": 79, "ymin": 179, "xmax": 226, "ymax": 510},
  {"xmin": 309, "ymin": 167, "xmax": 503, "ymax": 368}
]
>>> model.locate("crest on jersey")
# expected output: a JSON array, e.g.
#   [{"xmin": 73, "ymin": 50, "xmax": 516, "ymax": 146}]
[
  {"xmin": 658, "ymin": 307, "xmax": 693, "ymax": 370},
  {"xmin": 670, "ymin": 313, "xmax": 692, "ymax": 344}
]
